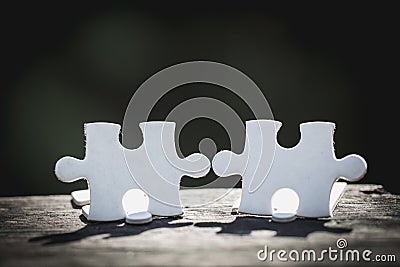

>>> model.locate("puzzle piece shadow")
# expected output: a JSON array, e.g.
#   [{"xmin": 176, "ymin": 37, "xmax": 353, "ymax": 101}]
[
  {"xmin": 195, "ymin": 216, "xmax": 352, "ymax": 237},
  {"xmin": 29, "ymin": 215, "xmax": 192, "ymax": 246},
  {"xmin": 70, "ymin": 199, "xmax": 81, "ymax": 209}
]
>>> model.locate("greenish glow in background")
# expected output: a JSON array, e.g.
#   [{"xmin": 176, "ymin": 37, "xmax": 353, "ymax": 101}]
[{"xmin": 1, "ymin": 3, "xmax": 397, "ymax": 195}]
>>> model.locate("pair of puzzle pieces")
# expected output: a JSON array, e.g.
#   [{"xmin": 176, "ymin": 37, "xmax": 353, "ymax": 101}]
[
  {"xmin": 56, "ymin": 120, "xmax": 367, "ymax": 222},
  {"xmin": 55, "ymin": 122, "xmax": 210, "ymax": 222},
  {"xmin": 213, "ymin": 120, "xmax": 367, "ymax": 218}
]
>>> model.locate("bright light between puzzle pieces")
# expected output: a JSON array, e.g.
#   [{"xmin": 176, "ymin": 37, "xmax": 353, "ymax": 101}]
[
  {"xmin": 122, "ymin": 189, "xmax": 149, "ymax": 214},
  {"xmin": 271, "ymin": 188, "xmax": 300, "ymax": 214}
]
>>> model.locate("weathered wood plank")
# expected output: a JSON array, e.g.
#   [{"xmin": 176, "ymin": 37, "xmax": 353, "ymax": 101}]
[{"xmin": 0, "ymin": 184, "xmax": 399, "ymax": 266}]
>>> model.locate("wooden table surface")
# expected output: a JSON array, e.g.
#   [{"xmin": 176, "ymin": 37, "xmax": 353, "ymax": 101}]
[{"xmin": 0, "ymin": 184, "xmax": 399, "ymax": 266}]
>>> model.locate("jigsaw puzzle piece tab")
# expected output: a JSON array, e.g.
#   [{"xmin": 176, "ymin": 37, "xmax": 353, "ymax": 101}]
[{"xmin": 55, "ymin": 156, "xmax": 86, "ymax": 183}]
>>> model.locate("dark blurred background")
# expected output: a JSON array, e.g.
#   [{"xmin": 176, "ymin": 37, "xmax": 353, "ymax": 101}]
[{"xmin": 1, "ymin": 2, "xmax": 399, "ymax": 196}]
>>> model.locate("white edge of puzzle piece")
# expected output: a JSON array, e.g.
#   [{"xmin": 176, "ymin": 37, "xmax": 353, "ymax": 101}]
[
  {"xmin": 271, "ymin": 212, "xmax": 296, "ymax": 223},
  {"xmin": 329, "ymin": 181, "xmax": 347, "ymax": 214},
  {"xmin": 231, "ymin": 197, "xmax": 241, "ymax": 213},
  {"xmin": 82, "ymin": 205, "xmax": 90, "ymax": 219},
  {"xmin": 71, "ymin": 189, "xmax": 90, "ymax": 206},
  {"xmin": 125, "ymin": 211, "xmax": 153, "ymax": 225}
]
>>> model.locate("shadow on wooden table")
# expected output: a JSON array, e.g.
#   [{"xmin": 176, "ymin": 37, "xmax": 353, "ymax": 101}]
[
  {"xmin": 29, "ymin": 214, "xmax": 351, "ymax": 246},
  {"xmin": 195, "ymin": 216, "xmax": 351, "ymax": 237},
  {"xmin": 29, "ymin": 215, "xmax": 192, "ymax": 245}
]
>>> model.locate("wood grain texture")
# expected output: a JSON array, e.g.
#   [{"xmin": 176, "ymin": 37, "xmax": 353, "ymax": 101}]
[{"xmin": 0, "ymin": 184, "xmax": 399, "ymax": 266}]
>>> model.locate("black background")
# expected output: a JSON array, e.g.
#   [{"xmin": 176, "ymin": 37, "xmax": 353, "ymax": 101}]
[{"xmin": 1, "ymin": 2, "xmax": 399, "ymax": 195}]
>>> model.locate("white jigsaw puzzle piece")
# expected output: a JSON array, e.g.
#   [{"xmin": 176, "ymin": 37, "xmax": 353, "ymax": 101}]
[
  {"xmin": 55, "ymin": 122, "xmax": 210, "ymax": 221},
  {"xmin": 213, "ymin": 120, "xmax": 367, "ymax": 218}
]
